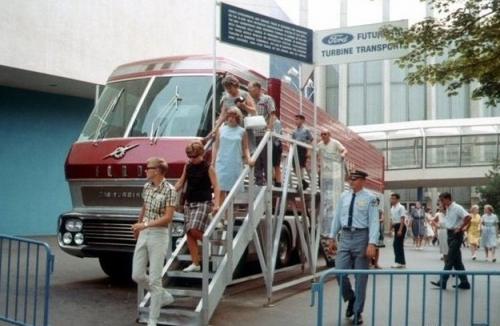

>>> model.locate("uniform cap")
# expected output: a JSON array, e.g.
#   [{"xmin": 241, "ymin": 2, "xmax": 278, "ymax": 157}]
[{"xmin": 349, "ymin": 170, "xmax": 368, "ymax": 179}]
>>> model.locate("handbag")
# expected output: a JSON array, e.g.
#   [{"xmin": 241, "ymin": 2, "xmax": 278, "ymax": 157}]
[{"xmin": 243, "ymin": 115, "xmax": 267, "ymax": 130}]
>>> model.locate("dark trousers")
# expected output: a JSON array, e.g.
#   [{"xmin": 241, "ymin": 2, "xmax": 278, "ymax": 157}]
[
  {"xmin": 254, "ymin": 136, "xmax": 268, "ymax": 185},
  {"xmin": 392, "ymin": 223, "xmax": 406, "ymax": 265},
  {"xmin": 441, "ymin": 231, "xmax": 469, "ymax": 285}
]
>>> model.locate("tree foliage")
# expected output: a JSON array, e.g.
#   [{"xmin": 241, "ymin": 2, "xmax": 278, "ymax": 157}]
[
  {"xmin": 478, "ymin": 164, "xmax": 500, "ymax": 211},
  {"xmin": 382, "ymin": 0, "xmax": 500, "ymax": 107}
]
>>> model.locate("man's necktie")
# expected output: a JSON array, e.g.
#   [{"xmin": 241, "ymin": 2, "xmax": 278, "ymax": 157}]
[{"xmin": 347, "ymin": 193, "xmax": 356, "ymax": 227}]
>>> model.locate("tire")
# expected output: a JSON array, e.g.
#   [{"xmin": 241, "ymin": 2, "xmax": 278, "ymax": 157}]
[
  {"xmin": 276, "ymin": 225, "xmax": 292, "ymax": 268},
  {"xmin": 98, "ymin": 254, "xmax": 133, "ymax": 280}
]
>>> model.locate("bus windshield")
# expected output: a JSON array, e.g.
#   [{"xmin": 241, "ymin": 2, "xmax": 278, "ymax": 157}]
[
  {"xmin": 78, "ymin": 75, "xmax": 215, "ymax": 142},
  {"xmin": 79, "ymin": 79, "xmax": 149, "ymax": 141},
  {"xmin": 130, "ymin": 76, "xmax": 213, "ymax": 138}
]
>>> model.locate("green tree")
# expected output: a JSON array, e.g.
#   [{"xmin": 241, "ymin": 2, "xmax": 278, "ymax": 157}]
[
  {"xmin": 477, "ymin": 164, "xmax": 500, "ymax": 211},
  {"xmin": 382, "ymin": 0, "xmax": 500, "ymax": 107}
]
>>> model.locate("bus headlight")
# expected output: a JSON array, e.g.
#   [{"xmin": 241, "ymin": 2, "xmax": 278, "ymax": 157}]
[
  {"xmin": 74, "ymin": 233, "xmax": 84, "ymax": 245},
  {"xmin": 62, "ymin": 232, "xmax": 73, "ymax": 245},
  {"xmin": 65, "ymin": 219, "xmax": 83, "ymax": 232},
  {"xmin": 171, "ymin": 222, "xmax": 185, "ymax": 237}
]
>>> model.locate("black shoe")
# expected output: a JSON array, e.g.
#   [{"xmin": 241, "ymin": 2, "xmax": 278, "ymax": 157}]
[
  {"xmin": 452, "ymin": 283, "xmax": 471, "ymax": 290},
  {"xmin": 302, "ymin": 180, "xmax": 309, "ymax": 190},
  {"xmin": 346, "ymin": 296, "xmax": 355, "ymax": 318},
  {"xmin": 430, "ymin": 280, "xmax": 446, "ymax": 289},
  {"xmin": 353, "ymin": 313, "xmax": 363, "ymax": 325}
]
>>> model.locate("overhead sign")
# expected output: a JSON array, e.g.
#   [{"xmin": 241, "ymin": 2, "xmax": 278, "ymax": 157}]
[
  {"xmin": 314, "ymin": 20, "xmax": 408, "ymax": 65},
  {"xmin": 220, "ymin": 3, "xmax": 313, "ymax": 63}
]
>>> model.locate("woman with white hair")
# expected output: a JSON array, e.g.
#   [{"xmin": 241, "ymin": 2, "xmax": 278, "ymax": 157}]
[
  {"xmin": 481, "ymin": 205, "xmax": 499, "ymax": 262},
  {"xmin": 467, "ymin": 205, "xmax": 481, "ymax": 260}
]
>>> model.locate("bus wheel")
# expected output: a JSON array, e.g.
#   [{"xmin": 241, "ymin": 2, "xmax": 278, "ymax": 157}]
[
  {"xmin": 99, "ymin": 254, "xmax": 132, "ymax": 280},
  {"xmin": 276, "ymin": 226, "xmax": 292, "ymax": 268}
]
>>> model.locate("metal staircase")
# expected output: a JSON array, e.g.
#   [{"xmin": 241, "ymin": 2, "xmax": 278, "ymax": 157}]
[
  {"xmin": 136, "ymin": 131, "xmax": 344, "ymax": 325},
  {"xmin": 137, "ymin": 133, "xmax": 272, "ymax": 325}
]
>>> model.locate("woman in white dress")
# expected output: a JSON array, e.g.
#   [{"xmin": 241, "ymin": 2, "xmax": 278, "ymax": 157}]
[
  {"xmin": 481, "ymin": 205, "xmax": 499, "ymax": 262},
  {"xmin": 432, "ymin": 208, "xmax": 448, "ymax": 261}
]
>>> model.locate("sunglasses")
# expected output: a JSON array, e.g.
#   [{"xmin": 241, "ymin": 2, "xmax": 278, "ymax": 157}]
[
  {"xmin": 145, "ymin": 166, "xmax": 158, "ymax": 170},
  {"xmin": 349, "ymin": 176, "xmax": 361, "ymax": 181},
  {"xmin": 321, "ymin": 133, "xmax": 329, "ymax": 136},
  {"xmin": 186, "ymin": 153, "xmax": 199, "ymax": 158}
]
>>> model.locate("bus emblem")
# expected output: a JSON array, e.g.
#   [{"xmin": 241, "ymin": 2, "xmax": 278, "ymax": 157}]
[{"xmin": 103, "ymin": 144, "xmax": 139, "ymax": 160}]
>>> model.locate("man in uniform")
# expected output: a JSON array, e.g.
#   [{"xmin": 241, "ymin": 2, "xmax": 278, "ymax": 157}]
[
  {"xmin": 329, "ymin": 170, "xmax": 379, "ymax": 325},
  {"xmin": 431, "ymin": 192, "xmax": 471, "ymax": 290}
]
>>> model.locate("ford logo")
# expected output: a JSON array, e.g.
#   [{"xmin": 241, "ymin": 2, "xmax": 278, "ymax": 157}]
[{"xmin": 322, "ymin": 33, "xmax": 353, "ymax": 45}]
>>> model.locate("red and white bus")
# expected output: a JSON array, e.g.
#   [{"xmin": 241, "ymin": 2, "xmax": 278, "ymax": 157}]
[{"xmin": 58, "ymin": 55, "xmax": 384, "ymax": 278}]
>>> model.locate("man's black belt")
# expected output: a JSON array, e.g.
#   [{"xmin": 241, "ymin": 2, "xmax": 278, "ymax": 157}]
[{"xmin": 342, "ymin": 227, "xmax": 368, "ymax": 232}]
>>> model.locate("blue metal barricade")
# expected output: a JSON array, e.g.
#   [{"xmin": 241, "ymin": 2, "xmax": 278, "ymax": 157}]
[
  {"xmin": 311, "ymin": 269, "xmax": 500, "ymax": 326},
  {"xmin": 0, "ymin": 234, "xmax": 55, "ymax": 326}
]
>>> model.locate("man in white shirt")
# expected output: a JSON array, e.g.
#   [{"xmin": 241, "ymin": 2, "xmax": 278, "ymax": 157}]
[
  {"xmin": 390, "ymin": 193, "xmax": 407, "ymax": 268},
  {"xmin": 431, "ymin": 192, "xmax": 471, "ymax": 290}
]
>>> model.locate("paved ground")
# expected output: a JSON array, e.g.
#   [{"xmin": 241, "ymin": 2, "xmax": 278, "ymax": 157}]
[{"xmin": 3, "ymin": 236, "xmax": 499, "ymax": 326}]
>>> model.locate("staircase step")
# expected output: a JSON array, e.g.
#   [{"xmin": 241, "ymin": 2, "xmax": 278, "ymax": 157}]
[
  {"xmin": 176, "ymin": 254, "xmax": 224, "ymax": 263},
  {"xmin": 139, "ymin": 306, "xmax": 200, "ymax": 326},
  {"xmin": 167, "ymin": 271, "xmax": 214, "ymax": 279},
  {"xmin": 167, "ymin": 286, "xmax": 202, "ymax": 297}
]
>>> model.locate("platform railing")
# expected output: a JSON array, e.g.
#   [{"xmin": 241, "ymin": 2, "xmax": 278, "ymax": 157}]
[
  {"xmin": 0, "ymin": 235, "xmax": 55, "ymax": 326},
  {"xmin": 311, "ymin": 269, "xmax": 500, "ymax": 326}
]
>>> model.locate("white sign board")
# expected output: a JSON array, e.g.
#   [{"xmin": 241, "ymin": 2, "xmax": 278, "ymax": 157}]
[{"xmin": 314, "ymin": 20, "xmax": 408, "ymax": 65}]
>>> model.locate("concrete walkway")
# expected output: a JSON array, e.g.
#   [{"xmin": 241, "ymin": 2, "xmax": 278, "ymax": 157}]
[{"xmin": 211, "ymin": 237, "xmax": 500, "ymax": 326}]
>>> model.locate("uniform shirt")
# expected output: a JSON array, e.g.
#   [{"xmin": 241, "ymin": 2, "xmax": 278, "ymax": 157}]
[
  {"xmin": 444, "ymin": 201, "xmax": 469, "ymax": 229},
  {"xmin": 253, "ymin": 94, "xmax": 275, "ymax": 137},
  {"xmin": 329, "ymin": 188, "xmax": 380, "ymax": 244},
  {"xmin": 318, "ymin": 139, "xmax": 345, "ymax": 179},
  {"xmin": 142, "ymin": 179, "xmax": 177, "ymax": 223},
  {"xmin": 292, "ymin": 126, "xmax": 313, "ymax": 144},
  {"xmin": 390, "ymin": 203, "xmax": 406, "ymax": 224}
]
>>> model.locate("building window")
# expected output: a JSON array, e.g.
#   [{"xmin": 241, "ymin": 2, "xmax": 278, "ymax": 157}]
[
  {"xmin": 390, "ymin": 61, "xmax": 426, "ymax": 122},
  {"xmin": 387, "ymin": 138, "xmax": 423, "ymax": 169},
  {"xmin": 347, "ymin": 61, "xmax": 383, "ymax": 125},
  {"xmin": 426, "ymin": 136, "xmax": 461, "ymax": 167},
  {"xmin": 326, "ymin": 65, "xmax": 340, "ymax": 119},
  {"xmin": 436, "ymin": 84, "xmax": 470, "ymax": 119}
]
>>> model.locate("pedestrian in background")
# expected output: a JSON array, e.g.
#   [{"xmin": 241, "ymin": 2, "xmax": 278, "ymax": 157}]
[
  {"xmin": 432, "ymin": 207, "xmax": 448, "ymax": 261},
  {"xmin": 328, "ymin": 170, "xmax": 380, "ymax": 325},
  {"xmin": 175, "ymin": 142, "xmax": 220, "ymax": 272},
  {"xmin": 291, "ymin": 113, "xmax": 313, "ymax": 190},
  {"xmin": 410, "ymin": 201, "xmax": 426, "ymax": 250},
  {"xmin": 481, "ymin": 205, "xmax": 498, "ymax": 262},
  {"xmin": 131, "ymin": 157, "xmax": 176, "ymax": 326},
  {"xmin": 431, "ymin": 192, "xmax": 471, "ymax": 290},
  {"xmin": 390, "ymin": 193, "xmax": 407, "ymax": 268},
  {"xmin": 248, "ymin": 81, "xmax": 276, "ymax": 186},
  {"xmin": 371, "ymin": 198, "xmax": 384, "ymax": 269},
  {"xmin": 467, "ymin": 205, "xmax": 481, "ymax": 260}
]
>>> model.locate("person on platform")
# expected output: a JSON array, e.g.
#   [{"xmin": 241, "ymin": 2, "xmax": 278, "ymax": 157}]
[
  {"xmin": 328, "ymin": 170, "xmax": 380, "ymax": 325},
  {"xmin": 431, "ymin": 192, "xmax": 471, "ymax": 290},
  {"xmin": 291, "ymin": 114, "xmax": 313, "ymax": 190},
  {"xmin": 248, "ymin": 81, "xmax": 276, "ymax": 185}
]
